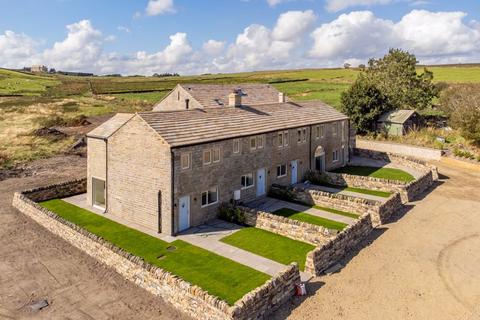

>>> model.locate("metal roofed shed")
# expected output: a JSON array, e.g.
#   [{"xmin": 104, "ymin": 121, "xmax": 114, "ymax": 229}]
[{"xmin": 376, "ymin": 109, "xmax": 422, "ymax": 136}]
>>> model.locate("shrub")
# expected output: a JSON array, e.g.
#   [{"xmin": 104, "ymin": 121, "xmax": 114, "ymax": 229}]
[
  {"xmin": 305, "ymin": 170, "xmax": 332, "ymax": 186},
  {"xmin": 440, "ymin": 84, "xmax": 480, "ymax": 145},
  {"xmin": 268, "ymin": 185, "xmax": 298, "ymax": 202},
  {"xmin": 218, "ymin": 203, "xmax": 246, "ymax": 225}
]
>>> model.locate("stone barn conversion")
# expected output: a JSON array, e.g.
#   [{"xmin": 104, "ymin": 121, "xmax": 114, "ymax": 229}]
[
  {"xmin": 376, "ymin": 109, "xmax": 421, "ymax": 136},
  {"xmin": 86, "ymin": 84, "xmax": 351, "ymax": 236}
]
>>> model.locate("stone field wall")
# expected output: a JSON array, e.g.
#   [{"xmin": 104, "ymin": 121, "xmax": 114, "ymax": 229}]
[
  {"xmin": 12, "ymin": 180, "xmax": 300, "ymax": 320},
  {"xmin": 240, "ymin": 206, "xmax": 334, "ymax": 245}
]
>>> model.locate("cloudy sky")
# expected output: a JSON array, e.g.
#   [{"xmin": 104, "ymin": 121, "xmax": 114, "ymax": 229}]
[{"xmin": 0, "ymin": 0, "xmax": 479, "ymax": 75}]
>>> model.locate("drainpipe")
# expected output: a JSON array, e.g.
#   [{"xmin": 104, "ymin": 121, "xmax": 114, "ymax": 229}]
[
  {"xmin": 104, "ymin": 137, "xmax": 108, "ymax": 213},
  {"xmin": 170, "ymin": 149, "xmax": 175, "ymax": 236},
  {"xmin": 309, "ymin": 126, "xmax": 312, "ymax": 171}
]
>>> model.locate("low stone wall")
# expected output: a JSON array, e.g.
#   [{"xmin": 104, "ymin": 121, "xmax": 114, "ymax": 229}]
[
  {"xmin": 13, "ymin": 181, "xmax": 301, "ymax": 320},
  {"xmin": 356, "ymin": 139, "xmax": 443, "ymax": 160},
  {"xmin": 323, "ymin": 171, "xmax": 409, "ymax": 202},
  {"xmin": 26, "ymin": 178, "xmax": 87, "ymax": 202},
  {"xmin": 240, "ymin": 206, "xmax": 334, "ymax": 245},
  {"xmin": 305, "ymin": 213, "xmax": 373, "ymax": 275},
  {"xmin": 292, "ymin": 186, "xmax": 402, "ymax": 226}
]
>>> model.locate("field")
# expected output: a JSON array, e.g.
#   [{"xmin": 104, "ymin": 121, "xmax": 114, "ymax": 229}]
[{"xmin": 0, "ymin": 64, "xmax": 479, "ymax": 168}]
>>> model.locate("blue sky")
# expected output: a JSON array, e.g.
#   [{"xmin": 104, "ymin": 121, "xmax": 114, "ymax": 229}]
[{"xmin": 1, "ymin": 0, "xmax": 479, "ymax": 74}]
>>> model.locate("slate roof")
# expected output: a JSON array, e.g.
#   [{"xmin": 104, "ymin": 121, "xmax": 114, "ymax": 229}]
[
  {"xmin": 138, "ymin": 101, "xmax": 348, "ymax": 147},
  {"xmin": 179, "ymin": 83, "xmax": 284, "ymax": 107},
  {"xmin": 87, "ymin": 113, "xmax": 134, "ymax": 139},
  {"xmin": 377, "ymin": 109, "xmax": 416, "ymax": 124}
]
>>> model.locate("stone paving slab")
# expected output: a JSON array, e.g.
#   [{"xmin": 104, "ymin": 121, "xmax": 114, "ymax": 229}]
[{"xmin": 247, "ymin": 197, "xmax": 356, "ymax": 225}]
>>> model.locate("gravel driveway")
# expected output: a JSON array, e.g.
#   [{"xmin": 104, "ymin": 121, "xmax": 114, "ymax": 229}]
[{"xmin": 274, "ymin": 159, "xmax": 480, "ymax": 320}]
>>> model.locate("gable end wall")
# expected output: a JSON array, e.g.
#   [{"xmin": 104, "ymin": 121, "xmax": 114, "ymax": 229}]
[{"xmin": 107, "ymin": 116, "xmax": 172, "ymax": 234}]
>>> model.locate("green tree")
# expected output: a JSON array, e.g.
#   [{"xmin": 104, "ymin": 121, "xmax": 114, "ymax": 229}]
[
  {"xmin": 440, "ymin": 84, "xmax": 480, "ymax": 144},
  {"xmin": 341, "ymin": 75, "xmax": 391, "ymax": 134},
  {"xmin": 365, "ymin": 48, "xmax": 438, "ymax": 110}
]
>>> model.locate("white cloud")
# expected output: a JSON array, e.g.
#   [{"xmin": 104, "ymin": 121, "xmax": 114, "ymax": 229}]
[
  {"xmin": 309, "ymin": 10, "xmax": 480, "ymax": 64},
  {"xmin": 145, "ymin": 0, "xmax": 175, "ymax": 16},
  {"xmin": 202, "ymin": 40, "xmax": 225, "ymax": 56},
  {"xmin": 395, "ymin": 10, "xmax": 480, "ymax": 56},
  {"xmin": 326, "ymin": 0, "xmax": 393, "ymax": 12},
  {"xmin": 0, "ymin": 31, "xmax": 37, "ymax": 67},
  {"xmin": 309, "ymin": 11, "xmax": 397, "ymax": 59},
  {"xmin": 272, "ymin": 10, "xmax": 316, "ymax": 41},
  {"xmin": 42, "ymin": 20, "xmax": 103, "ymax": 71}
]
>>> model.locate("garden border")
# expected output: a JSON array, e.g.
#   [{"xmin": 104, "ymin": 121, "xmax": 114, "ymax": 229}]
[{"xmin": 12, "ymin": 179, "xmax": 301, "ymax": 320}]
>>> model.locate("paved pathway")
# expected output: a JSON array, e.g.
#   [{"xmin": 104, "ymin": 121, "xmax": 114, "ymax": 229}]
[
  {"xmin": 299, "ymin": 183, "xmax": 388, "ymax": 202},
  {"xmin": 246, "ymin": 197, "xmax": 357, "ymax": 225},
  {"xmin": 177, "ymin": 219, "xmax": 312, "ymax": 281}
]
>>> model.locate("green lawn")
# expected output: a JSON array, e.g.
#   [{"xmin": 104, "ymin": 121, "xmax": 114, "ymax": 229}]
[
  {"xmin": 311, "ymin": 205, "xmax": 360, "ymax": 219},
  {"xmin": 220, "ymin": 227, "xmax": 314, "ymax": 271},
  {"xmin": 332, "ymin": 166, "xmax": 415, "ymax": 182},
  {"xmin": 343, "ymin": 186, "xmax": 392, "ymax": 198},
  {"xmin": 40, "ymin": 199, "xmax": 270, "ymax": 305},
  {"xmin": 272, "ymin": 208, "xmax": 348, "ymax": 231}
]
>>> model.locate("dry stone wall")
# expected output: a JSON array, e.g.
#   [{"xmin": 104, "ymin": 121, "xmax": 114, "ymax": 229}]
[
  {"xmin": 292, "ymin": 186, "xmax": 402, "ymax": 226},
  {"xmin": 305, "ymin": 213, "xmax": 373, "ymax": 275},
  {"xmin": 240, "ymin": 206, "xmax": 334, "ymax": 245},
  {"xmin": 12, "ymin": 180, "xmax": 300, "ymax": 320}
]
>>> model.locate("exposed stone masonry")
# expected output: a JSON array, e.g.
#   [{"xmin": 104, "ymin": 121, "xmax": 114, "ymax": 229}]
[{"xmin": 305, "ymin": 213, "xmax": 374, "ymax": 275}]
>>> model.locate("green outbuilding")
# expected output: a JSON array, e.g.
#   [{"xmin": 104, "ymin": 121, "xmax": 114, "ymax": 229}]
[{"xmin": 376, "ymin": 109, "xmax": 421, "ymax": 136}]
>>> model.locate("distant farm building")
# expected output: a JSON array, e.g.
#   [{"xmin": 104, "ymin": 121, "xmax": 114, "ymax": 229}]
[
  {"xmin": 31, "ymin": 65, "xmax": 48, "ymax": 73},
  {"xmin": 376, "ymin": 109, "xmax": 421, "ymax": 136}
]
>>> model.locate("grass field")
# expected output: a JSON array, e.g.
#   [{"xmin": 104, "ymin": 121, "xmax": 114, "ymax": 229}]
[
  {"xmin": 220, "ymin": 227, "xmax": 314, "ymax": 271},
  {"xmin": 1, "ymin": 64, "xmax": 479, "ymax": 168},
  {"xmin": 40, "ymin": 199, "xmax": 270, "ymax": 305}
]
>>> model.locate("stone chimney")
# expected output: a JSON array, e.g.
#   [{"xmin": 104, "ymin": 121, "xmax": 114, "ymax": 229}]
[
  {"xmin": 278, "ymin": 92, "xmax": 285, "ymax": 103},
  {"xmin": 228, "ymin": 91, "xmax": 242, "ymax": 107}
]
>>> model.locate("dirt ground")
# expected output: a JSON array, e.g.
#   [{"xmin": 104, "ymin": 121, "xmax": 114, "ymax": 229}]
[
  {"xmin": 0, "ymin": 155, "xmax": 187, "ymax": 320},
  {"xmin": 275, "ymin": 159, "xmax": 480, "ymax": 320},
  {"xmin": 1, "ymin": 156, "xmax": 479, "ymax": 319}
]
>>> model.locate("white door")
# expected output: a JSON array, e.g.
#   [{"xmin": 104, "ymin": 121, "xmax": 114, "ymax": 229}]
[
  {"xmin": 256, "ymin": 168, "xmax": 266, "ymax": 196},
  {"xmin": 291, "ymin": 160, "xmax": 298, "ymax": 184},
  {"xmin": 179, "ymin": 195, "xmax": 190, "ymax": 232}
]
